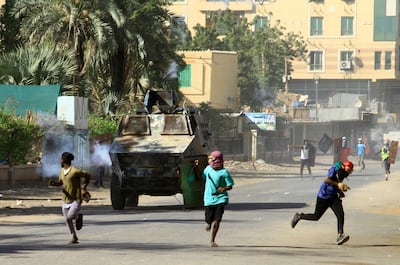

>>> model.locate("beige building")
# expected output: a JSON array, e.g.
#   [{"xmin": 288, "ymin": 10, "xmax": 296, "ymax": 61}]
[
  {"xmin": 169, "ymin": 0, "xmax": 400, "ymax": 113},
  {"xmin": 178, "ymin": 50, "xmax": 240, "ymax": 110},
  {"xmin": 170, "ymin": 0, "xmax": 399, "ymax": 156}
]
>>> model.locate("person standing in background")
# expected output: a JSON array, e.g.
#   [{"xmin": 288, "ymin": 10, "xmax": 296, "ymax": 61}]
[
  {"xmin": 300, "ymin": 140, "xmax": 313, "ymax": 179},
  {"xmin": 356, "ymin": 138, "xmax": 366, "ymax": 170},
  {"xmin": 340, "ymin": 136, "xmax": 352, "ymax": 162},
  {"xmin": 376, "ymin": 141, "xmax": 390, "ymax": 181}
]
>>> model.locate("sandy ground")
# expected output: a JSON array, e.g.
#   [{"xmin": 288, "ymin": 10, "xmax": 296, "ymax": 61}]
[{"xmin": 5, "ymin": 156, "xmax": 395, "ymax": 223}]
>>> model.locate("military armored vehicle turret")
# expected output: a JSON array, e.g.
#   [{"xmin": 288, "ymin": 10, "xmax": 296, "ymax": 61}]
[{"xmin": 109, "ymin": 90, "xmax": 210, "ymax": 209}]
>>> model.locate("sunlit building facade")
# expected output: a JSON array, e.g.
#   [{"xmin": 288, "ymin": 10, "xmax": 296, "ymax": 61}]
[{"xmin": 169, "ymin": 0, "xmax": 400, "ymax": 114}]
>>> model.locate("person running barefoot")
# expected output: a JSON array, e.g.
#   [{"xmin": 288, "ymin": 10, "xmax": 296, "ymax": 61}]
[
  {"xmin": 48, "ymin": 152, "xmax": 91, "ymax": 244},
  {"xmin": 194, "ymin": 151, "xmax": 234, "ymax": 247},
  {"xmin": 291, "ymin": 160, "xmax": 354, "ymax": 245}
]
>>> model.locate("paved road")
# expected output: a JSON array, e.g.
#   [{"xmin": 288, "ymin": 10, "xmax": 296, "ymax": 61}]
[{"xmin": 1, "ymin": 158, "xmax": 400, "ymax": 265}]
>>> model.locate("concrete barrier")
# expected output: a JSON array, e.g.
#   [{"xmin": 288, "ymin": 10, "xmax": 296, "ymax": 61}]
[{"xmin": 0, "ymin": 164, "xmax": 41, "ymax": 185}]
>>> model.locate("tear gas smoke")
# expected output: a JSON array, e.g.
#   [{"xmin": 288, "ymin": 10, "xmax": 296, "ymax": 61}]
[
  {"xmin": 91, "ymin": 142, "xmax": 112, "ymax": 167},
  {"xmin": 37, "ymin": 113, "xmax": 111, "ymax": 177}
]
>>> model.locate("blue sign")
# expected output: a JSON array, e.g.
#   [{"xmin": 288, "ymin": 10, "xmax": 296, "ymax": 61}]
[{"xmin": 244, "ymin": 112, "xmax": 276, "ymax": 131}]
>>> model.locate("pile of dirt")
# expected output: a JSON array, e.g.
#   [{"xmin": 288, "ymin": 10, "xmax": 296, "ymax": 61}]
[{"xmin": 225, "ymin": 159, "xmax": 298, "ymax": 172}]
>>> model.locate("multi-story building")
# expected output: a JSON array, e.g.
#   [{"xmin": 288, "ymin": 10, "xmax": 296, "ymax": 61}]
[
  {"xmin": 169, "ymin": 0, "xmax": 400, "ymax": 155},
  {"xmin": 170, "ymin": 0, "xmax": 399, "ymax": 108}
]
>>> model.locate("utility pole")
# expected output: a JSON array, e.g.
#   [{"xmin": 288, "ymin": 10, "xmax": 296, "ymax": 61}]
[
  {"xmin": 282, "ymin": 57, "xmax": 290, "ymax": 95},
  {"xmin": 314, "ymin": 75, "xmax": 319, "ymax": 121}
]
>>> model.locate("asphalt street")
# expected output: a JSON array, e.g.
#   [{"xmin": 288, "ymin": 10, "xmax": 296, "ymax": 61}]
[{"xmin": 1, "ymin": 157, "xmax": 400, "ymax": 265}]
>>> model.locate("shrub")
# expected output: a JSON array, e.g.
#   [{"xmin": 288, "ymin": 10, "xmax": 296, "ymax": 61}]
[
  {"xmin": 0, "ymin": 108, "xmax": 43, "ymax": 165},
  {"xmin": 88, "ymin": 115, "xmax": 119, "ymax": 139}
]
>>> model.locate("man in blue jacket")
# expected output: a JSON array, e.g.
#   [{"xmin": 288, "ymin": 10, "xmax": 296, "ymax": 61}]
[{"xmin": 291, "ymin": 160, "xmax": 354, "ymax": 245}]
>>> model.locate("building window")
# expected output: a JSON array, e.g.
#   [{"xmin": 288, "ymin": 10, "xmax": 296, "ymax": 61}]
[
  {"xmin": 341, "ymin": 17, "xmax": 354, "ymax": 36},
  {"xmin": 173, "ymin": 16, "xmax": 186, "ymax": 26},
  {"xmin": 374, "ymin": 51, "xmax": 381, "ymax": 70},
  {"xmin": 385, "ymin": 51, "xmax": 392, "ymax": 70},
  {"xmin": 340, "ymin": 51, "xmax": 353, "ymax": 62},
  {"xmin": 179, "ymin": 64, "xmax": 191, "ymax": 87},
  {"xmin": 309, "ymin": 51, "xmax": 323, "ymax": 71},
  {"xmin": 254, "ymin": 16, "xmax": 269, "ymax": 31},
  {"xmin": 374, "ymin": 0, "xmax": 396, "ymax": 41},
  {"xmin": 339, "ymin": 51, "xmax": 353, "ymax": 70},
  {"xmin": 310, "ymin": 17, "xmax": 323, "ymax": 36}
]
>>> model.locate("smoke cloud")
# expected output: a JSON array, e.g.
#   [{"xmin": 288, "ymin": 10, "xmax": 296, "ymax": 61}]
[{"xmin": 37, "ymin": 113, "xmax": 112, "ymax": 178}]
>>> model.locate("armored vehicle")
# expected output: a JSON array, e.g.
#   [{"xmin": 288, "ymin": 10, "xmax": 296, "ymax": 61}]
[{"xmin": 109, "ymin": 90, "xmax": 210, "ymax": 209}]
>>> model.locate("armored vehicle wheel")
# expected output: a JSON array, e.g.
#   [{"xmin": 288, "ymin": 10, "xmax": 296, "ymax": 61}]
[
  {"xmin": 126, "ymin": 193, "xmax": 139, "ymax": 207},
  {"xmin": 111, "ymin": 173, "xmax": 126, "ymax": 210}
]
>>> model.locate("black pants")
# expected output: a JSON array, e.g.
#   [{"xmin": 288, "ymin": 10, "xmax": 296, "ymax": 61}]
[
  {"xmin": 383, "ymin": 158, "xmax": 391, "ymax": 174},
  {"xmin": 301, "ymin": 196, "xmax": 345, "ymax": 234},
  {"xmin": 300, "ymin": 159, "xmax": 311, "ymax": 176}
]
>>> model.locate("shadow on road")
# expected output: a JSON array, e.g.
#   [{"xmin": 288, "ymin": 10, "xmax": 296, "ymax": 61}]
[
  {"xmin": 226, "ymin": 202, "xmax": 307, "ymax": 211},
  {"xmin": 0, "ymin": 201, "xmax": 309, "ymax": 221}
]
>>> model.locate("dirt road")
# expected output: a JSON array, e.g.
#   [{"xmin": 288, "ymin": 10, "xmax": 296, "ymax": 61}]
[{"xmin": 0, "ymin": 158, "xmax": 301, "ymax": 223}]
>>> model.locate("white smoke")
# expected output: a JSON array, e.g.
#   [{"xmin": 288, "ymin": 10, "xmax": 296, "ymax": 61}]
[
  {"xmin": 91, "ymin": 142, "xmax": 112, "ymax": 167},
  {"xmin": 37, "ymin": 113, "xmax": 73, "ymax": 177}
]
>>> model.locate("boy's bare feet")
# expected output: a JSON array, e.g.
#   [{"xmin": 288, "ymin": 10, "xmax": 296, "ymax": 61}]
[
  {"xmin": 211, "ymin": 242, "xmax": 218, "ymax": 247},
  {"xmin": 69, "ymin": 236, "xmax": 78, "ymax": 244}
]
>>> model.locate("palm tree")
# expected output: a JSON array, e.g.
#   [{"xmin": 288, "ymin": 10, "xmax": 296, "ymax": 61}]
[
  {"xmin": 11, "ymin": 0, "xmax": 184, "ymax": 114},
  {"xmin": 101, "ymin": 0, "xmax": 185, "ymax": 113},
  {"xmin": 0, "ymin": 0, "xmax": 22, "ymax": 52},
  {"xmin": 0, "ymin": 42, "xmax": 77, "ymax": 87},
  {"xmin": 12, "ymin": 0, "xmax": 117, "ymax": 95}
]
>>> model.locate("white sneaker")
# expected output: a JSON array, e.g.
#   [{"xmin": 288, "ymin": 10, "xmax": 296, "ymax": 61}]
[
  {"xmin": 385, "ymin": 174, "xmax": 388, "ymax": 181},
  {"xmin": 336, "ymin": 233, "xmax": 350, "ymax": 245}
]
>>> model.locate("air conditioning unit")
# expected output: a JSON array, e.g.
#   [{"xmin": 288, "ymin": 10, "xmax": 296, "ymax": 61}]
[{"xmin": 340, "ymin": 61, "xmax": 352, "ymax": 70}]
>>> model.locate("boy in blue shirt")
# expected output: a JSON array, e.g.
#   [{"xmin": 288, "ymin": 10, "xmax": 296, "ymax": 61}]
[
  {"xmin": 291, "ymin": 160, "xmax": 354, "ymax": 245},
  {"xmin": 195, "ymin": 150, "xmax": 234, "ymax": 247}
]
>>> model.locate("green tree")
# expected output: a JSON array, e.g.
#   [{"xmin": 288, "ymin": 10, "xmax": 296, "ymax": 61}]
[
  {"xmin": 10, "ymin": 0, "xmax": 184, "ymax": 114},
  {"xmin": 0, "ymin": 42, "xmax": 77, "ymax": 87},
  {"xmin": 88, "ymin": 114, "xmax": 119, "ymax": 139},
  {"xmin": 11, "ymin": 0, "xmax": 117, "ymax": 95},
  {"xmin": 105, "ymin": 0, "xmax": 185, "ymax": 111},
  {"xmin": 0, "ymin": 0, "xmax": 21, "ymax": 52},
  {"xmin": 0, "ymin": 106, "xmax": 43, "ymax": 165},
  {"xmin": 181, "ymin": 10, "xmax": 307, "ymax": 110},
  {"xmin": 189, "ymin": 23, "xmax": 224, "ymax": 50}
]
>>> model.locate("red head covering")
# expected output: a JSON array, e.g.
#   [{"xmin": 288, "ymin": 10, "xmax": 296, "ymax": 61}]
[{"xmin": 208, "ymin": 150, "xmax": 224, "ymax": 170}]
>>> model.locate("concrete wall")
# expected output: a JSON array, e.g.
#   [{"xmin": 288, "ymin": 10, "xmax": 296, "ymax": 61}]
[{"xmin": 0, "ymin": 165, "xmax": 41, "ymax": 185}]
